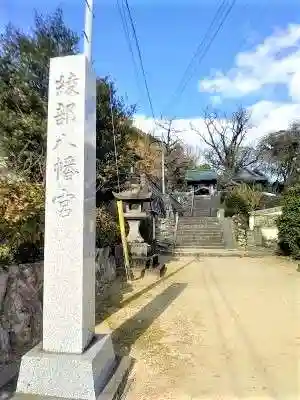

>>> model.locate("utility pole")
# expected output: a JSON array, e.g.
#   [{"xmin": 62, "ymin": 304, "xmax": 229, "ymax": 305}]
[
  {"xmin": 161, "ymin": 138, "xmax": 165, "ymax": 194},
  {"xmin": 158, "ymin": 117, "xmax": 166, "ymax": 195},
  {"xmin": 84, "ymin": 0, "xmax": 94, "ymax": 63}
]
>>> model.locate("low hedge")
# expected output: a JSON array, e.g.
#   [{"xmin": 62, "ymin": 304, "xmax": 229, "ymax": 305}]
[{"xmin": 277, "ymin": 185, "xmax": 300, "ymax": 258}]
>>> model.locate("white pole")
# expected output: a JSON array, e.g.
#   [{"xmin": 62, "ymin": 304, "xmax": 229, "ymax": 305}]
[
  {"xmin": 84, "ymin": 0, "xmax": 94, "ymax": 63},
  {"xmin": 161, "ymin": 139, "xmax": 165, "ymax": 194}
]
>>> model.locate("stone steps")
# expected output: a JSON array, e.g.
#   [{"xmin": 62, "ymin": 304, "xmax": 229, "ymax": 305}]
[
  {"xmin": 192, "ymin": 211, "xmax": 214, "ymax": 217},
  {"xmin": 174, "ymin": 244, "xmax": 225, "ymax": 249},
  {"xmin": 178, "ymin": 222, "xmax": 221, "ymax": 228},
  {"xmin": 180, "ymin": 216, "xmax": 219, "ymax": 222},
  {"xmin": 176, "ymin": 235, "xmax": 223, "ymax": 243},
  {"xmin": 176, "ymin": 243, "xmax": 225, "ymax": 248},
  {"xmin": 176, "ymin": 233, "xmax": 223, "ymax": 239},
  {"xmin": 176, "ymin": 239, "xmax": 224, "ymax": 244},
  {"xmin": 179, "ymin": 219, "xmax": 219, "ymax": 224},
  {"xmin": 168, "ymin": 248, "xmax": 274, "ymax": 257},
  {"xmin": 175, "ymin": 215, "xmax": 225, "ymax": 249},
  {"xmin": 177, "ymin": 227, "xmax": 222, "ymax": 232}
]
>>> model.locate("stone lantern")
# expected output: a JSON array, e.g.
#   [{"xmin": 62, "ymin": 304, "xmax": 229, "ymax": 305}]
[{"xmin": 113, "ymin": 181, "xmax": 166, "ymax": 277}]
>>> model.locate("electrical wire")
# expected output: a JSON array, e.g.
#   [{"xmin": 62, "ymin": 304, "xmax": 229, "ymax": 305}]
[
  {"xmin": 122, "ymin": 0, "xmax": 156, "ymax": 121},
  {"xmin": 117, "ymin": 0, "xmax": 189, "ymax": 188},
  {"xmin": 117, "ymin": 0, "xmax": 144, "ymax": 99},
  {"xmin": 171, "ymin": 0, "xmax": 229, "ymax": 105},
  {"xmin": 163, "ymin": 0, "xmax": 236, "ymax": 117}
]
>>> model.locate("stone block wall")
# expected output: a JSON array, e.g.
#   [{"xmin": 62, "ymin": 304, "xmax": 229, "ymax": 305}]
[
  {"xmin": 232, "ymin": 207, "xmax": 282, "ymax": 249},
  {"xmin": 155, "ymin": 216, "xmax": 177, "ymax": 247},
  {"xmin": 0, "ymin": 247, "xmax": 119, "ymax": 364},
  {"xmin": 249, "ymin": 207, "xmax": 282, "ymax": 230},
  {"xmin": 249, "ymin": 207, "xmax": 282, "ymax": 247},
  {"xmin": 232, "ymin": 215, "xmax": 249, "ymax": 248},
  {"xmin": 0, "ymin": 263, "xmax": 43, "ymax": 363},
  {"xmin": 95, "ymin": 247, "xmax": 118, "ymax": 297}
]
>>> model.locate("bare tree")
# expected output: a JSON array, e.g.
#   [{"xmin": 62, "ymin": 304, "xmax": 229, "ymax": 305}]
[
  {"xmin": 158, "ymin": 119, "xmax": 197, "ymax": 191},
  {"xmin": 191, "ymin": 107, "xmax": 257, "ymax": 179}
]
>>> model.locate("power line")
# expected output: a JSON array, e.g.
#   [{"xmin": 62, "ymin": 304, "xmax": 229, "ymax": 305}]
[
  {"xmin": 117, "ymin": 0, "xmax": 144, "ymax": 99},
  {"xmin": 122, "ymin": 0, "xmax": 156, "ymax": 121},
  {"xmin": 120, "ymin": 0, "xmax": 163, "ymax": 174},
  {"xmin": 163, "ymin": 0, "xmax": 236, "ymax": 117},
  {"xmin": 170, "ymin": 0, "xmax": 228, "ymax": 105},
  {"xmin": 181, "ymin": 1, "xmax": 236, "ymax": 97}
]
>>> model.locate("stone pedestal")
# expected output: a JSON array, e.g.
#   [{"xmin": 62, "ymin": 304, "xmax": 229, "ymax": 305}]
[
  {"xmin": 15, "ymin": 54, "xmax": 130, "ymax": 400},
  {"xmin": 16, "ymin": 335, "xmax": 130, "ymax": 400},
  {"xmin": 127, "ymin": 219, "xmax": 144, "ymax": 243}
]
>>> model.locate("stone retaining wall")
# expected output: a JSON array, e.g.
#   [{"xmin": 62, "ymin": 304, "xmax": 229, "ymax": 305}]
[
  {"xmin": 249, "ymin": 207, "xmax": 282, "ymax": 230},
  {"xmin": 155, "ymin": 216, "xmax": 177, "ymax": 247},
  {"xmin": 232, "ymin": 207, "xmax": 282, "ymax": 249},
  {"xmin": 232, "ymin": 215, "xmax": 249, "ymax": 248},
  {"xmin": 0, "ymin": 247, "xmax": 119, "ymax": 365},
  {"xmin": 249, "ymin": 207, "xmax": 282, "ymax": 247},
  {"xmin": 0, "ymin": 262, "xmax": 43, "ymax": 364}
]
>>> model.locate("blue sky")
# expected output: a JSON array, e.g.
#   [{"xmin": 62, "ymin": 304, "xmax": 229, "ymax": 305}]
[{"xmin": 1, "ymin": 0, "xmax": 300, "ymax": 145}]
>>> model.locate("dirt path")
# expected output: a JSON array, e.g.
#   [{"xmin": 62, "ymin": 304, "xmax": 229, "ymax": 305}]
[{"xmin": 95, "ymin": 256, "xmax": 300, "ymax": 400}]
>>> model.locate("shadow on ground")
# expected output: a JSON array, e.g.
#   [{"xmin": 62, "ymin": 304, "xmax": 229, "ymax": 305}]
[
  {"xmin": 95, "ymin": 256, "xmax": 194, "ymax": 324},
  {"xmin": 111, "ymin": 282, "xmax": 188, "ymax": 356}
]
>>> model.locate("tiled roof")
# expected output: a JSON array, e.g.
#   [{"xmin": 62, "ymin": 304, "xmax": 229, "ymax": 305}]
[
  {"xmin": 186, "ymin": 169, "xmax": 217, "ymax": 182},
  {"xmin": 234, "ymin": 168, "xmax": 268, "ymax": 182}
]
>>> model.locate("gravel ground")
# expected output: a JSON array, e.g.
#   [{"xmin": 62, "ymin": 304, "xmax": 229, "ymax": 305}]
[{"xmin": 95, "ymin": 255, "xmax": 300, "ymax": 400}]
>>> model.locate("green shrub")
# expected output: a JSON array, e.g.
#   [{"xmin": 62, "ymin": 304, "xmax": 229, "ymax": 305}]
[
  {"xmin": 277, "ymin": 185, "xmax": 300, "ymax": 258},
  {"xmin": 96, "ymin": 204, "xmax": 120, "ymax": 248},
  {"xmin": 259, "ymin": 194, "xmax": 282, "ymax": 210},
  {"xmin": 0, "ymin": 177, "xmax": 44, "ymax": 263},
  {"xmin": 0, "ymin": 244, "xmax": 13, "ymax": 267},
  {"xmin": 224, "ymin": 191, "xmax": 248, "ymax": 217},
  {"xmin": 223, "ymin": 184, "xmax": 263, "ymax": 219},
  {"xmin": 14, "ymin": 241, "xmax": 43, "ymax": 264}
]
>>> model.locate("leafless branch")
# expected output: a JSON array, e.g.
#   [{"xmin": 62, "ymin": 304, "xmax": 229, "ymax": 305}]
[{"xmin": 191, "ymin": 107, "xmax": 255, "ymax": 174}]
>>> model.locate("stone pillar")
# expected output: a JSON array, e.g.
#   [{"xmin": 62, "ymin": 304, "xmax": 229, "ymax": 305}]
[
  {"xmin": 41, "ymin": 54, "xmax": 96, "ymax": 354},
  {"xmin": 15, "ymin": 54, "xmax": 130, "ymax": 400},
  {"xmin": 217, "ymin": 208, "xmax": 225, "ymax": 221},
  {"xmin": 249, "ymin": 214, "xmax": 255, "ymax": 231}
]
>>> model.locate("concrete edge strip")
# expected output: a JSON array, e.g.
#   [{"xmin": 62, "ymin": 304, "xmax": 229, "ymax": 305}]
[{"xmin": 98, "ymin": 356, "xmax": 133, "ymax": 400}]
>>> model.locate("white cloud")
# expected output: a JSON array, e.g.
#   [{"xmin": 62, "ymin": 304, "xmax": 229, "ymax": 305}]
[
  {"xmin": 199, "ymin": 24, "xmax": 300, "ymax": 101},
  {"xmin": 249, "ymin": 101, "xmax": 300, "ymax": 138},
  {"xmin": 134, "ymin": 102, "xmax": 300, "ymax": 149},
  {"xmin": 133, "ymin": 115, "xmax": 205, "ymax": 148},
  {"xmin": 135, "ymin": 24, "xmax": 300, "ymax": 150}
]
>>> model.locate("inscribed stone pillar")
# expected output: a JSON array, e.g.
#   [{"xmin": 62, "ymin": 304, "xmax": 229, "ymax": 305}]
[
  {"xmin": 16, "ymin": 54, "xmax": 130, "ymax": 400},
  {"xmin": 43, "ymin": 54, "xmax": 96, "ymax": 353}
]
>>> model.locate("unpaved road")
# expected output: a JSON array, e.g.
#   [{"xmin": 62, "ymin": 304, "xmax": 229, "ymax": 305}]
[{"xmin": 95, "ymin": 256, "xmax": 299, "ymax": 400}]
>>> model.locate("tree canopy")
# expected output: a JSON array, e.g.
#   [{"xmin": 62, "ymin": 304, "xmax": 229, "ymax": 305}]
[
  {"xmin": 191, "ymin": 107, "xmax": 257, "ymax": 180},
  {"xmin": 258, "ymin": 123, "xmax": 300, "ymax": 187},
  {"xmin": 159, "ymin": 119, "xmax": 197, "ymax": 191},
  {"xmin": 0, "ymin": 8, "xmax": 138, "ymax": 193}
]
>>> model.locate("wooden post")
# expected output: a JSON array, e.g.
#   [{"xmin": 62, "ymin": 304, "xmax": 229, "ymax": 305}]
[{"xmin": 116, "ymin": 200, "xmax": 131, "ymax": 280}]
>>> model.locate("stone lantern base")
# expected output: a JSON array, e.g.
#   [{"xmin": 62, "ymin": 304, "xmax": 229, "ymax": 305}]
[{"xmin": 129, "ymin": 242, "xmax": 166, "ymax": 278}]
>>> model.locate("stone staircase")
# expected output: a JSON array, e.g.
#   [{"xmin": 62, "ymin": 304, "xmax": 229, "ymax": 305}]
[
  {"xmin": 175, "ymin": 216, "xmax": 225, "ymax": 249},
  {"xmin": 175, "ymin": 193, "xmax": 225, "ymax": 250},
  {"xmin": 191, "ymin": 195, "xmax": 219, "ymax": 217}
]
